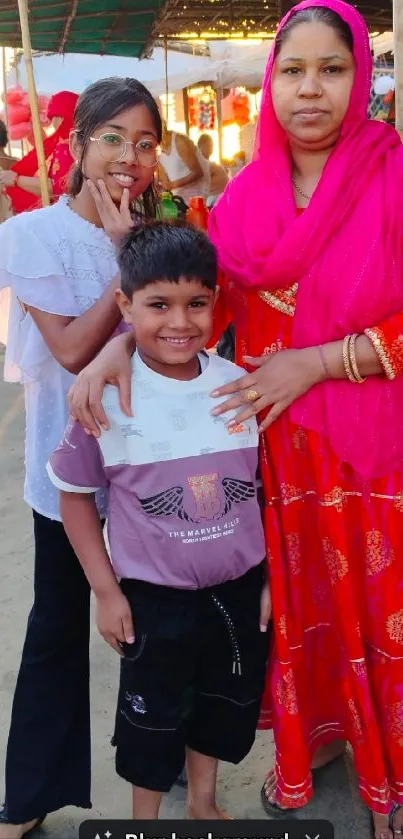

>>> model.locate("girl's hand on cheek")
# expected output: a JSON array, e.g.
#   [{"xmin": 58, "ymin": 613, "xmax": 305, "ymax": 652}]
[{"xmin": 87, "ymin": 179, "xmax": 134, "ymax": 246}]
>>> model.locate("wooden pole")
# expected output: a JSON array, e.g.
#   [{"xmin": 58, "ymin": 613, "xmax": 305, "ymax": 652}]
[
  {"xmin": 13, "ymin": 49, "xmax": 24, "ymax": 157},
  {"xmin": 216, "ymin": 85, "xmax": 224, "ymax": 161},
  {"xmin": 394, "ymin": 0, "xmax": 403, "ymax": 140},
  {"xmin": 1, "ymin": 48, "xmax": 12, "ymax": 155},
  {"xmin": 16, "ymin": 0, "xmax": 50, "ymax": 203},
  {"xmin": 164, "ymin": 36, "xmax": 169, "ymax": 124}
]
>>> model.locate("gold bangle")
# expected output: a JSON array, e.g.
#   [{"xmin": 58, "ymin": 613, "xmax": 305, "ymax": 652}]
[
  {"xmin": 348, "ymin": 333, "xmax": 366, "ymax": 383},
  {"xmin": 342, "ymin": 335, "xmax": 356, "ymax": 382}
]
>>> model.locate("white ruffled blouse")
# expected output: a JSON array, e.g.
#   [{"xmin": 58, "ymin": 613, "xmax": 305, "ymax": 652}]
[{"xmin": 0, "ymin": 196, "xmax": 117, "ymax": 521}]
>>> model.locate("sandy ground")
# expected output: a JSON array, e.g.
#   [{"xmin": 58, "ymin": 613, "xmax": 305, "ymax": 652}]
[{"xmin": 0, "ymin": 356, "xmax": 373, "ymax": 839}]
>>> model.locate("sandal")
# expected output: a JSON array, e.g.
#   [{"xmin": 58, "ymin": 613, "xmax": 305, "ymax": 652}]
[
  {"xmin": 260, "ymin": 783, "xmax": 301, "ymax": 819},
  {"xmin": 0, "ymin": 806, "xmax": 47, "ymax": 837},
  {"xmin": 260, "ymin": 753, "xmax": 346, "ymax": 818}
]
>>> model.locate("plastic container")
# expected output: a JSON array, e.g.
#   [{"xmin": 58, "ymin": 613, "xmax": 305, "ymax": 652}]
[
  {"xmin": 186, "ymin": 196, "xmax": 209, "ymax": 231},
  {"xmin": 159, "ymin": 191, "xmax": 178, "ymax": 220}
]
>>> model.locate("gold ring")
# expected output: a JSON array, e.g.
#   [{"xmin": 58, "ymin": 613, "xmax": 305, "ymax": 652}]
[{"xmin": 245, "ymin": 389, "xmax": 260, "ymax": 402}]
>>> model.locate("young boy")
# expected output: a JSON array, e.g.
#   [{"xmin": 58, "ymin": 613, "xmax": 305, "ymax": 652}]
[{"xmin": 47, "ymin": 222, "xmax": 271, "ymax": 820}]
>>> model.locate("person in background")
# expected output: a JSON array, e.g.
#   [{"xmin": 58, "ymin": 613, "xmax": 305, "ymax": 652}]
[
  {"xmin": 0, "ymin": 120, "xmax": 15, "ymax": 223},
  {"xmin": 231, "ymin": 151, "xmax": 246, "ymax": 177},
  {"xmin": 0, "ymin": 76, "xmax": 161, "ymax": 839},
  {"xmin": 0, "ymin": 91, "xmax": 78, "ymax": 213},
  {"xmin": 0, "ymin": 120, "xmax": 16, "ymax": 170},
  {"xmin": 197, "ymin": 133, "xmax": 229, "ymax": 205},
  {"xmin": 239, "ymin": 119, "xmax": 257, "ymax": 165},
  {"xmin": 159, "ymin": 123, "xmax": 210, "ymax": 205}
]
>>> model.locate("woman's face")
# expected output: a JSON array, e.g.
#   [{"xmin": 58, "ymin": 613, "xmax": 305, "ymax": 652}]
[
  {"xmin": 271, "ymin": 21, "xmax": 355, "ymax": 150},
  {"xmin": 70, "ymin": 103, "xmax": 159, "ymax": 205}
]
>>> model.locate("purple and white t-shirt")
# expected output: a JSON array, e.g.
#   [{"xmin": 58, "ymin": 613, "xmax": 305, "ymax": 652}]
[{"xmin": 47, "ymin": 351, "xmax": 265, "ymax": 590}]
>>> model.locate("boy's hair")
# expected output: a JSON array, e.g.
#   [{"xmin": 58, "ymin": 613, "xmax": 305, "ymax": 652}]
[{"xmin": 118, "ymin": 221, "xmax": 217, "ymax": 299}]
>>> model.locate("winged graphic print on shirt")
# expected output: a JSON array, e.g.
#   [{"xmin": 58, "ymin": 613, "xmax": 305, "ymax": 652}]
[{"xmin": 138, "ymin": 475, "xmax": 255, "ymax": 523}]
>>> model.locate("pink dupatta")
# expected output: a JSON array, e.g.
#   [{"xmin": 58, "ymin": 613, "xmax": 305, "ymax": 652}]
[{"xmin": 209, "ymin": 0, "xmax": 403, "ymax": 480}]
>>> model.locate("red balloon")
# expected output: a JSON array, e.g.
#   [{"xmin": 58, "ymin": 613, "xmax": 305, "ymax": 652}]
[
  {"xmin": 9, "ymin": 120, "xmax": 32, "ymax": 140},
  {"xmin": 8, "ymin": 103, "xmax": 31, "ymax": 125},
  {"xmin": 4, "ymin": 86, "xmax": 24, "ymax": 105}
]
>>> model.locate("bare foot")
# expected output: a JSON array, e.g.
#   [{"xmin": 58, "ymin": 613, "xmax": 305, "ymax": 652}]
[
  {"xmin": 372, "ymin": 811, "xmax": 393, "ymax": 839},
  {"xmin": 392, "ymin": 806, "xmax": 403, "ymax": 837},
  {"xmin": 262, "ymin": 768, "xmax": 280, "ymax": 806},
  {"xmin": 0, "ymin": 818, "xmax": 41, "ymax": 839}
]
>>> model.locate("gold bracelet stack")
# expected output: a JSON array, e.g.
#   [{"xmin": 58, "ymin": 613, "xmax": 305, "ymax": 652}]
[{"xmin": 342, "ymin": 334, "xmax": 366, "ymax": 383}]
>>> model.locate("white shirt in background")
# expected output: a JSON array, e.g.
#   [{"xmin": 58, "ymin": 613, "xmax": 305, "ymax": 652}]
[{"xmin": 159, "ymin": 132, "xmax": 210, "ymax": 204}]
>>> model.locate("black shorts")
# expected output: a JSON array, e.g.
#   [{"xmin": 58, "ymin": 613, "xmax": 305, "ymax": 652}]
[{"xmin": 114, "ymin": 563, "xmax": 270, "ymax": 792}]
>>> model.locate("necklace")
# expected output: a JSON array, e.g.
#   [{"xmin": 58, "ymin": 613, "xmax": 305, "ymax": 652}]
[{"xmin": 292, "ymin": 176, "xmax": 312, "ymax": 202}]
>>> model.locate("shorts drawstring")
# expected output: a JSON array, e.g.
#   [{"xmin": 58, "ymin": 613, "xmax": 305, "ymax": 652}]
[{"xmin": 211, "ymin": 593, "xmax": 242, "ymax": 676}]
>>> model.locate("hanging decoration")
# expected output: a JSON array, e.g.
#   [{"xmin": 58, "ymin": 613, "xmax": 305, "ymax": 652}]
[
  {"xmin": 221, "ymin": 88, "xmax": 252, "ymax": 127},
  {"xmin": 188, "ymin": 87, "xmax": 216, "ymax": 130},
  {"xmin": 0, "ymin": 85, "xmax": 50, "ymax": 146}
]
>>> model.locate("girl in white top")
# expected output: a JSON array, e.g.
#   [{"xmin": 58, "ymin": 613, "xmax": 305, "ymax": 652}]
[
  {"xmin": 159, "ymin": 129, "xmax": 210, "ymax": 205},
  {"xmin": 0, "ymin": 77, "xmax": 161, "ymax": 839}
]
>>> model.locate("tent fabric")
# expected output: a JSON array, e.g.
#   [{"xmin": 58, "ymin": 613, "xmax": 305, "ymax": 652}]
[
  {"xmin": 8, "ymin": 33, "xmax": 394, "ymax": 99},
  {"xmin": 8, "ymin": 49, "xmax": 217, "ymax": 96},
  {"xmin": 0, "ymin": 0, "xmax": 165, "ymax": 58}
]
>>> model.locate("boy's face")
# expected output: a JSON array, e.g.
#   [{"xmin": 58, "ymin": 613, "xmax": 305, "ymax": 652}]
[{"xmin": 116, "ymin": 277, "xmax": 216, "ymax": 378}]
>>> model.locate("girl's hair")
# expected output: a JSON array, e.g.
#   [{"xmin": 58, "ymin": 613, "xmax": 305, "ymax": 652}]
[
  {"xmin": 0, "ymin": 119, "xmax": 9, "ymax": 149},
  {"xmin": 69, "ymin": 77, "xmax": 162, "ymax": 219},
  {"xmin": 274, "ymin": 6, "xmax": 354, "ymax": 56}
]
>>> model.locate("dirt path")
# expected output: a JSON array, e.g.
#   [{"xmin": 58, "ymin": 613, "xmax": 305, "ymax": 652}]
[{"xmin": 0, "ymin": 359, "xmax": 372, "ymax": 838}]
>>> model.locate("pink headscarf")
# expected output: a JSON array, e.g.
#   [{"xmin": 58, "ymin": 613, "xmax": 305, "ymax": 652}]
[{"xmin": 209, "ymin": 0, "xmax": 403, "ymax": 480}]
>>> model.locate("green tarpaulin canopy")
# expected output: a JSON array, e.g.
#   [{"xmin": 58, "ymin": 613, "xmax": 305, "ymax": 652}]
[
  {"xmin": 0, "ymin": 0, "xmax": 392, "ymax": 60},
  {"xmin": 0, "ymin": 0, "xmax": 166, "ymax": 58}
]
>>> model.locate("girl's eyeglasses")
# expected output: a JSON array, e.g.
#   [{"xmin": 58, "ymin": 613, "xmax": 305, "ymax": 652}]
[{"xmin": 89, "ymin": 133, "xmax": 160, "ymax": 167}]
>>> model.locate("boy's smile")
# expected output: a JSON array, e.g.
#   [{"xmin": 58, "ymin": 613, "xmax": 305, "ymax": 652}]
[{"xmin": 116, "ymin": 277, "xmax": 215, "ymax": 381}]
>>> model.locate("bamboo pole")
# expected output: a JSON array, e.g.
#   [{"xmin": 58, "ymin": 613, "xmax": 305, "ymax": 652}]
[
  {"xmin": 394, "ymin": 0, "xmax": 403, "ymax": 140},
  {"xmin": 164, "ymin": 36, "xmax": 169, "ymax": 123},
  {"xmin": 16, "ymin": 0, "xmax": 50, "ymax": 203},
  {"xmin": 13, "ymin": 50, "xmax": 24, "ymax": 158},
  {"xmin": 1, "ymin": 48, "xmax": 12, "ymax": 155}
]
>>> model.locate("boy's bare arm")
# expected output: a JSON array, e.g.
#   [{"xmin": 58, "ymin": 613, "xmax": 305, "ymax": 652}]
[{"xmin": 60, "ymin": 491, "xmax": 135, "ymax": 654}]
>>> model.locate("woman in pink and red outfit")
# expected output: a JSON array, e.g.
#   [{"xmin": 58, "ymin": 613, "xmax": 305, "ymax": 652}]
[{"xmin": 209, "ymin": 3, "xmax": 403, "ymax": 835}]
